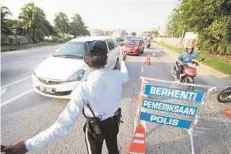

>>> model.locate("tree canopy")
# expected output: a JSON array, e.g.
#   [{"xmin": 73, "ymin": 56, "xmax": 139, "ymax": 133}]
[
  {"xmin": 1, "ymin": 6, "xmax": 13, "ymax": 35},
  {"xmin": 54, "ymin": 12, "xmax": 69, "ymax": 36},
  {"xmin": 70, "ymin": 13, "xmax": 90, "ymax": 37},
  {"xmin": 1, "ymin": 3, "xmax": 90, "ymax": 44},
  {"xmin": 167, "ymin": 0, "xmax": 231, "ymax": 54},
  {"xmin": 131, "ymin": 32, "xmax": 136, "ymax": 36},
  {"xmin": 18, "ymin": 3, "xmax": 56, "ymax": 42}
]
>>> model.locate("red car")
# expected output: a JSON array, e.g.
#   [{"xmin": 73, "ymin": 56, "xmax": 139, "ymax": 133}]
[{"xmin": 123, "ymin": 39, "xmax": 144, "ymax": 56}]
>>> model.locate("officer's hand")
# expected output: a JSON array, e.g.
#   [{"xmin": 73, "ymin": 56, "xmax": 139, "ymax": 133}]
[
  {"xmin": 122, "ymin": 50, "xmax": 127, "ymax": 61},
  {"xmin": 2, "ymin": 141, "xmax": 28, "ymax": 154}
]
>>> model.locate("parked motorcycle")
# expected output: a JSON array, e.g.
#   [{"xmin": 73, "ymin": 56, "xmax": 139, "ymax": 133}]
[{"xmin": 217, "ymin": 86, "xmax": 231, "ymax": 103}]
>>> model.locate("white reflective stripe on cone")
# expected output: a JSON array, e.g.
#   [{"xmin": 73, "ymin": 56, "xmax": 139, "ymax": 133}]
[
  {"xmin": 134, "ymin": 133, "xmax": 145, "ymax": 138},
  {"xmin": 133, "ymin": 139, "xmax": 145, "ymax": 144}
]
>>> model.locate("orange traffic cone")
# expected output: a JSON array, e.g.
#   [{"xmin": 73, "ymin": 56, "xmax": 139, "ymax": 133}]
[
  {"xmin": 127, "ymin": 123, "xmax": 146, "ymax": 154},
  {"xmin": 224, "ymin": 108, "xmax": 231, "ymax": 117},
  {"xmin": 144, "ymin": 56, "xmax": 151, "ymax": 65}
]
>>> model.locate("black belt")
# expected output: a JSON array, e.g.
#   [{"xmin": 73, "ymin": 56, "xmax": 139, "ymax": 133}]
[{"xmin": 82, "ymin": 106, "xmax": 121, "ymax": 122}]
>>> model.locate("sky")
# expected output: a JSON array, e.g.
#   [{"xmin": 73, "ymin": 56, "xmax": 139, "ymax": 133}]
[{"xmin": 1, "ymin": 0, "xmax": 178, "ymax": 33}]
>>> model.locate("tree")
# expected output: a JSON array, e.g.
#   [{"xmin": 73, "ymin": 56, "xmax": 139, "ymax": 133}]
[
  {"xmin": 54, "ymin": 12, "xmax": 69, "ymax": 36},
  {"xmin": 1, "ymin": 6, "xmax": 13, "ymax": 34},
  {"xmin": 131, "ymin": 32, "xmax": 136, "ymax": 36},
  {"xmin": 152, "ymin": 29, "xmax": 159, "ymax": 37},
  {"xmin": 167, "ymin": 0, "xmax": 231, "ymax": 54},
  {"xmin": 70, "ymin": 13, "xmax": 90, "ymax": 37},
  {"xmin": 167, "ymin": 8, "xmax": 185, "ymax": 38},
  {"xmin": 6, "ymin": 19, "xmax": 23, "ymax": 35},
  {"xmin": 19, "ymin": 3, "xmax": 54, "ymax": 42}
]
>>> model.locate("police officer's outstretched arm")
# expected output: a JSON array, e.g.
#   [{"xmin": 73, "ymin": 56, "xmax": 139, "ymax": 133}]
[
  {"xmin": 120, "ymin": 50, "xmax": 129, "ymax": 84},
  {"xmin": 2, "ymin": 86, "xmax": 86, "ymax": 154}
]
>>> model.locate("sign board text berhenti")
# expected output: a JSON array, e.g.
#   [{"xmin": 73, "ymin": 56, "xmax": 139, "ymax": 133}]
[
  {"xmin": 140, "ymin": 85, "xmax": 205, "ymax": 129},
  {"xmin": 144, "ymin": 85, "xmax": 204, "ymax": 103}
]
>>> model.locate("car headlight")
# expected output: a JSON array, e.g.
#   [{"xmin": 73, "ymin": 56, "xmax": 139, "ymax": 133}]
[{"xmin": 66, "ymin": 69, "xmax": 85, "ymax": 82}]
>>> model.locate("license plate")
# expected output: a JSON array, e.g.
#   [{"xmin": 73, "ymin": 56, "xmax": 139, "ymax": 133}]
[{"xmin": 40, "ymin": 86, "xmax": 54, "ymax": 93}]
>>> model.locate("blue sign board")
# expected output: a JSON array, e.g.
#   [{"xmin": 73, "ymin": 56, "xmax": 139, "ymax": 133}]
[
  {"xmin": 144, "ymin": 85, "xmax": 204, "ymax": 103},
  {"xmin": 142, "ymin": 99, "xmax": 198, "ymax": 116},
  {"xmin": 140, "ymin": 112, "xmax": 192, "ymax": 129}
]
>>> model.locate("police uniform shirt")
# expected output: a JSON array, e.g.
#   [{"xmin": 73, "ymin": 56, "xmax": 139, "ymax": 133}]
[{"xmin": 24, "ymin": 61, "xmax": 129, "ymax": 151}]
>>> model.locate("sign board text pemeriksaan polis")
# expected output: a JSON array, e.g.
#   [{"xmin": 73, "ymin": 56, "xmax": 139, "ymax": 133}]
[{"xmin": 140, "ymin": 85, "xmax": 205, "ymax": 129}]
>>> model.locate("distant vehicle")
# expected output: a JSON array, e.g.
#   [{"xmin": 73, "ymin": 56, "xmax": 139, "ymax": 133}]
[
  {"xmin": 123, "ymin": 39, "xmax": 144, "ymax": 56},
  {"xmin": 32, "ymin": 36, "xmax": 120, "ymax": 99}
]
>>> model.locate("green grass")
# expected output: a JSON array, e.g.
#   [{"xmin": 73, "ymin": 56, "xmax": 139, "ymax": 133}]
[
  {"xmin": 1, "ymin": 42, "xmax": 61, "ymax": 52},
  {"xmin": 156, "ymin": 41, "xmax": 231, "ymax": 75},
  {"xmin": 203, "ymin": 58, "xmax": 231, "ymax": 74}
]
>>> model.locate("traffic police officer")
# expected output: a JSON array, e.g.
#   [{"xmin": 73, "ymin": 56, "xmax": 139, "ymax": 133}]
[{"xmin": 2, "ymin": 40, "xmax": 129, "ymax": 154}]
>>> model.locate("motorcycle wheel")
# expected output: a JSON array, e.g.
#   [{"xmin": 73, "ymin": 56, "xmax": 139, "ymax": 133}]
[
  {"xmin": 181, "ymin": 76, "xmax": 194, "ymax": 90},
  {"xmin": 217, "ymin": 88, "xmax": 231, "ymax": 103}
]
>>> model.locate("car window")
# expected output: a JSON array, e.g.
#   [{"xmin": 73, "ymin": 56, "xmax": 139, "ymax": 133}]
[
  {"xmin": 107, "ymin": 39, "xmax": 115, "ymax": 51},
  {"xmin": 126, "ymin": 40, "xmax": 139, "ymax": 45},
  {"xmin": 56, "ymin": 42, "xmax": 86, "ymax": 56}
]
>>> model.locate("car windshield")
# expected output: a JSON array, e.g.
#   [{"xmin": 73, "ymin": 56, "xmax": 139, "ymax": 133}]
[
  {"xmin": 126, "ymin": 40, "xmax": 139, "ymax": 45},
  {"xmin": 53, "ymin": 42, "xmax": 87, "ymax": 57}
]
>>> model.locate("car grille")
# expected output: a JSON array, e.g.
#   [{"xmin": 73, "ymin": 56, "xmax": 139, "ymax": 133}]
[{"xmin": 37, "ymin": 77, "xmax": 63, "ymax": 85}]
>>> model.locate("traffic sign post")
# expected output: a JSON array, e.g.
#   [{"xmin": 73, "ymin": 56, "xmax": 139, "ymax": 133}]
[{"xmin": 137, "ymin": 76, "xmax": 216, "ymax": 154}]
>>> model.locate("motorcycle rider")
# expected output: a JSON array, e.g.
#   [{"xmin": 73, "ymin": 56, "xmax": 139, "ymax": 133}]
[
  {"xmin": 146, "ymin": 36, "xmax": 151, "ymax": 48},
  {"xmin": 174, "ymin": 46, "xmax": 197, "ymax": 82}
]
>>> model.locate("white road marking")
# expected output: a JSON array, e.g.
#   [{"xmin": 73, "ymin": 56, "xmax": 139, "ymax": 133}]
[
  {"xmin": 1, "ymin": 89, "xmax": 33, "ymax": 108},
  {"xmin": 1, "ymin": 76, "xmax": 31, "ymax": 89},
  {"xmin": 11, "ymin": 60, "xmax": 28, "ymax": 65}
]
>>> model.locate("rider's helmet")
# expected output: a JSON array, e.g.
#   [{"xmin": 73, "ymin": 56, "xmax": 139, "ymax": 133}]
[{"xmin": 185, "ymin": 46, "xmax": 193, "ymax": 54}]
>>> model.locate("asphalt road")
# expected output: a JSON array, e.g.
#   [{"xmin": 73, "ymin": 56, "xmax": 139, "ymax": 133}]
[{"xmin": 1, "ymin": 44, "xmax": 231, "ymax": 154}]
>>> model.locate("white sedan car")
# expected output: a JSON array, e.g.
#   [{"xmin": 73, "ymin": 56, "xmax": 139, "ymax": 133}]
[{"xmin": 32, "ymin": 36, "xmax": 120, "ymax": 99}]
